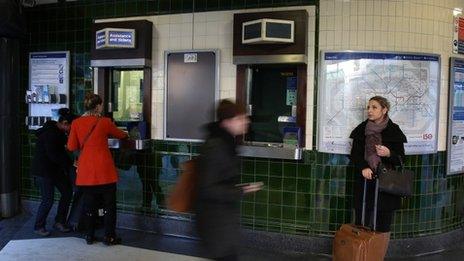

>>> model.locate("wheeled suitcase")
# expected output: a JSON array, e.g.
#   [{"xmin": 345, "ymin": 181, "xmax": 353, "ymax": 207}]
[{"xmin": 333, "ymin": 178, "xmax": 390, "ymax": 261}]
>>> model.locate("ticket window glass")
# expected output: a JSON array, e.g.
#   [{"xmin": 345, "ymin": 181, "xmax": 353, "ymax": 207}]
[
  {"xmin": 111, "ymin": 69, "xmax": 144, "ymax": 122},
  {"xmin": 95, "ymin": 65, "xmax": 151, "ymax": 140},
  {"xmin": 246, "ymin": 65, "xmax": 298, "ymax": 145}
]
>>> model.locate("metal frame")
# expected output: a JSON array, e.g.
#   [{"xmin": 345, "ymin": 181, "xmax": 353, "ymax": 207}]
[
  {"xmin": 0, "ymin": 191, "xmax": 18, "ymax": 218},
  {"xmin": 163, "ymin": 49, "xmax": 220, "ymax": 142},
  {"xmin": 446, "ymin": 57, "xmax": 464, "ymax": 175},
  {"xmin": 93, "ymin": 67, "xmax": 99, "ymax": 94},
  {"xmin": 238, "ymin": 145, "xmax": 302, "ymax": 160},
  {"xmin": 90, "ymin": 58, "xmax": 150, "ymax": 67},
  {"xmin": 233, "ymin": 54, "xmax": 307, "ymax": 65},
  {"xmin": 316, "ymin": 50, "xmax": 441, "ymax": 155}
]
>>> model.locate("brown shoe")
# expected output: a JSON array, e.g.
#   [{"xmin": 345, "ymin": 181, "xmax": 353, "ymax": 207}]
[
  {"xmin": 34, "ymin": 228, "xmax": 51, "ymax": 237},
  {"xmin": 103, "ymin": 236, "xmax": 122, "ymax": 246}
]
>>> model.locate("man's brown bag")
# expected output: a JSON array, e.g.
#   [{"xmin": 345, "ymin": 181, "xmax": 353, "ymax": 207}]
[{"xmin": 167, "ymin": 159, "xmax": 198, "ymax": 213}]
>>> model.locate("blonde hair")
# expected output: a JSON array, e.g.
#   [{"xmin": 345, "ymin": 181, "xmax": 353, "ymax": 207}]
[{"xmin": 84, "ymin": 93, "xmax": 102, "ymax": 112}]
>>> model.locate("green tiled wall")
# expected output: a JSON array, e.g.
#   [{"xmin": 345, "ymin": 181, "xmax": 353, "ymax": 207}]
[
  {"xmin": 19, "ymin": 0, "xmax": 464, "ymax": 240},
  {"xmin": 21, "ymin": 135, "xmax": 464, "ymax": 239}
]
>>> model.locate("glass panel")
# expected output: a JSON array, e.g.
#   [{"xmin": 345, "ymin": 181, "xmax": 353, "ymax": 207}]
[
  {"xmin": 244, "ymin": 22, "xmax": 262, "ymax": 40},
  {"xmin": 266, "ymin": 22, "xmax": 292, "ymax": 38},
  {"xmin": 246, "ymin": 65, "xmax": 297, "ymax": 143},
  {"xmin": 112, "ymin": 70, "xmax": 144, "ymax": 122}
]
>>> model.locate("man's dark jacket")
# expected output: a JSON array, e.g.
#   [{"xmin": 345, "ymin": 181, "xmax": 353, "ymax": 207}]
[
  {"xmin": 31, "ymin": 120, "xmax": 72, "ymax": 178},
  {"xmin": 349, "ymin": 119, "xmax": 407, "ymax": 211},
  {"xmin": 195, "ymin": 122, "xmax": 243, "ymax": 258}
]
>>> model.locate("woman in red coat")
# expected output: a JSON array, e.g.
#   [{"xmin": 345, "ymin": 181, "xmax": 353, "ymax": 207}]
[{"xmin": 67, "ymin": 93, "xmax": 127, "ymax": 245}]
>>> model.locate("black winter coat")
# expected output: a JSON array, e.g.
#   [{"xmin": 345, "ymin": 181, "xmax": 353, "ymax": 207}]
[
  {"xmin": 31, "ymin": 121, "xmax": 72, "ymax": 178},
  {"xmin": 349, "ymin": 119, "xmax": 407, "ymax": 211},
  {"xmin": 195, "ymin": 122, "xmax": 243, "ymax": 258}
]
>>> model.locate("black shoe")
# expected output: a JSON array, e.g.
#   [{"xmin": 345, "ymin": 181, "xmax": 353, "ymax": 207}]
[
  {"xmin": 53, "ymin": 222, "xmax": 71, "ymax": 233},
  {"xmin": 69, "ymin": 223, "xmax": 80, "ymax": 232},
  {"xmin": 85, "ymin": 235, "xmax": 95, "ymax": 245},
  {"xmin": 103, "ymin": 236, "xmax": 121, "ymax": 246}
]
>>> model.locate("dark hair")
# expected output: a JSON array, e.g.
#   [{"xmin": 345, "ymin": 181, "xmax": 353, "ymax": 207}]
[
  {"xmin": 216, "ymin": 99, "xmax": 246, "ymax": 122},
  {"xmin": 369, "ymin": 96, "xmax": 390, "ymax": 112},
  {"xmin": 84, "ymin": 93, "xmax": 102, "ymax": 111},
  {"xmin": 57, "ymin": 108, "xmax": 77, "ymax": 124}
]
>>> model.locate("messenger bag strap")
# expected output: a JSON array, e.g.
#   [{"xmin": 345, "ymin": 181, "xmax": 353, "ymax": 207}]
[{"xmin": 80, "ymin": 117, "xmax": 101, "ymax": 151}]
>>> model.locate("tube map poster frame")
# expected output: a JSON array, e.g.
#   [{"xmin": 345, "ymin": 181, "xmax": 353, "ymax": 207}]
[{"xmin": 317, "ymin": 51, "xmax": 440, "ymax": 155}]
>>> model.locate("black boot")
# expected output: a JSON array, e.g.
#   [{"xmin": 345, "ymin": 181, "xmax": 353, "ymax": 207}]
[
  {"xmin": 85, "ymin": 235, "xmax": 95, "ymax": 245},
  {"xmin": 85, "ymin": 212, "xmax": 96, "ymax": 245}
]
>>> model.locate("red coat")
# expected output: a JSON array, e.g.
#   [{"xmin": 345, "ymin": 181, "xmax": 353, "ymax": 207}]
[{"xmin": 67, "ymin": 116, "xmax": 127, "ymax": 186}]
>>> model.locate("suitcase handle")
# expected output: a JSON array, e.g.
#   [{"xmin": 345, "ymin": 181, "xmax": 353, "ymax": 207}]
[
  {"xmin": 352, "ymin": 225, "xmax": 374, "ymax": 234},
  {"xmin": 361, "ymin": 177, "xmax": 379, "ymax": 231}
]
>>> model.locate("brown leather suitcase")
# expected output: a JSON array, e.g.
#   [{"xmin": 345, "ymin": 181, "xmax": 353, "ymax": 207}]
[
  {"xmin": 333, "ymin": 179, "xmax": 390, "ymax": 261},
  {"xmin": 333, "ymin": 224, "xmax": 390, "ymax": 261}
]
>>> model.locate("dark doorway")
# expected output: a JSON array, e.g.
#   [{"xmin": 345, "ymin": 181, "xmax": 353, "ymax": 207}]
[{"xmin": 247, "ymin": 65, "xmax": 298, "ymax": 143}]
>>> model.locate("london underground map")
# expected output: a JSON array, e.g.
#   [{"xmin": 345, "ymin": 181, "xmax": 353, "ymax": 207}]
[{"xmin": 317, "ymin": 52, "xmax": 440, "ymax": 155}]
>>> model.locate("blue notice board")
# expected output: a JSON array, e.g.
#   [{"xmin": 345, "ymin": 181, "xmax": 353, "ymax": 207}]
[
  {"xmin": 447, "ymin": 57, "xmax": 464, "ymax": 175},
  {"xmin": 96, "ymin": 30, "xmax": 106, "ymax": 49}
]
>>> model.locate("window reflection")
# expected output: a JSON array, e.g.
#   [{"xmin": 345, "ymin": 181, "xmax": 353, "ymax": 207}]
[{"xmin": 112, "ymin": 70, "xmax": 144, "ymax": 122}]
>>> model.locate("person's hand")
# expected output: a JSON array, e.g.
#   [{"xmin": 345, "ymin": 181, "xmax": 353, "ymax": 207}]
[
  {"xmin": 242, "ymin": 182, "xmax": 263, "ymax": 194},
  {"xmin": 362, "ymin": 168, "xmax": 374, "ymax": 180},
  {"xmin": 73, "ymin": 160, "xmax": 78, "ymax": 168},
  {"xmin": 375, "ymin": 145, "xmax": 391, "ymax": 157}
]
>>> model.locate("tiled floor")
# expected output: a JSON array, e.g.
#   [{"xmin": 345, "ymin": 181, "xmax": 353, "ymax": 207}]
[
  {"xmin": 0, "ymin": 209, "xmax": 462, "ymax": 261},
  {"xmin": 0, "ymin": 237, "xmax": 208, "ymax": 261}
]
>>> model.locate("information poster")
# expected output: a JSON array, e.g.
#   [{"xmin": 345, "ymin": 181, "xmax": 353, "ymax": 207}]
[
  {"xmin": 453, "ymin": 16, "xmax": 464, "ymax": 54},
  {"xmin": 286, "ymin": 76, "xmax": 297, "ymax": 106},
  {"xmin": 28, "ymin": 51, "xmax": 70, "ymax": 128},
  {"xmin": 317, "ymin": 51, "xmax": 440, "ymax": 155},
  {"xmin": 447, "ymin": 57, "xmax": 464, "ymax": 175}
]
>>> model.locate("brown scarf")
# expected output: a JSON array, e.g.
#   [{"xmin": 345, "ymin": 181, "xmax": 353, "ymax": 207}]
[{"xmin": 364, "ymin": 116, "xmax": 389, "ymax": 171}]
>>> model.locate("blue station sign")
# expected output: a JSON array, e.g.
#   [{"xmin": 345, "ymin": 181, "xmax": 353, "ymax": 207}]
[{"xmin": 96, "ymin": 28, "xmax": 136, "ymax": 49}]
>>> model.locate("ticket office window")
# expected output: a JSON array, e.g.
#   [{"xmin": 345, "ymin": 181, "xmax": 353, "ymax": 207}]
[
  {"xmin": 237, "ymin": 63, "xmax": 306, "ymax": 147},
  {"xmin": 111, "ymin": 69, "xmax": 144, "ymax": 122}
]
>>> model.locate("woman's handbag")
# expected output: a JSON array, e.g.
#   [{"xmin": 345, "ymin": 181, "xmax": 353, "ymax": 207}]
[{"xmin": 378, "ymin": 157, "xmax": 414, "ymax": 197}]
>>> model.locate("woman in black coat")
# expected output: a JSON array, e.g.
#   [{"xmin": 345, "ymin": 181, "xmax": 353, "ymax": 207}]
[
  {"xmin": 195, "ymin": 100, "xmax": 262, "ymax": 261},
  {"xmin": 349, "ymin": 96, "xmax": 407, "ymax": 232},
  {"xmin": 31, "ymin": 108, "xmax": 76, "ymax": 236}
]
